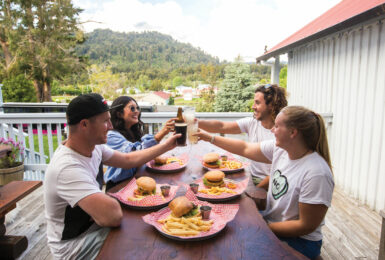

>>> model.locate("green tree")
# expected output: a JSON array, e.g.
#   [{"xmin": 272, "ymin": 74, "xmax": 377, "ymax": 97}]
[
  {"xmin": 279, "ymin": 65, "xmax": 287, "ymax": 88},
  {"xmin": 88, "ymin": 64, "xmax": 123, "ymax": 99},
  {"xmin": 168, "ymin": 96, "xmax": 174, "ymax": 105},
  {"xmin": 214, "ymin": 58, "xmax": 255, "ymax": 112},
  {"xmin": 0, "ymin": 0, "xmax": 85, "ymax": 101},
  {"xmin": 196, "ymin": 87, "xmax": 215, "ymax": 112},
  {"xmin": 149, "ymin": 79, "xmax": 163, "ymax": 91},
  {"xmin": 2, "ymin": 74, "xmax": 36, "ymax": 102},
  {"xmin": 172, "ymin": 76, "xmax": 183, "ymax": 87}
]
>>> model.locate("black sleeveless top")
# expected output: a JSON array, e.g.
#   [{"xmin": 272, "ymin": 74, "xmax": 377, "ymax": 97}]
[{"xmin": 61, "ymin": 163, "xmax": 104, "ymax": 240}]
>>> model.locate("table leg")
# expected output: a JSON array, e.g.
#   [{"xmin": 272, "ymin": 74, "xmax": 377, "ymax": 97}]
[
  {"xmin": 0, "ymin": 212, "xmax": 28, "ymax": 259},
  {"xmin": 379, "ymin": 210, "xmax": 385, "ymax": 260}
]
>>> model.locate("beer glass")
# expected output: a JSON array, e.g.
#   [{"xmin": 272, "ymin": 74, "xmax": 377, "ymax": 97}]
[
  {"xmin": 175, "ymin": 123, "xmax": 187, "ymax": 146},
  {"xmin": 184, "ymin": 107, "xmax": 198, "ymax": 145}
]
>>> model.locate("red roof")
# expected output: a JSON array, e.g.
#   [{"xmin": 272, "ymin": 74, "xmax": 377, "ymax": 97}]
[
  {"xmin": 153, "ymin": 91, "xmax": 171, "ymax": 100},
  {"xmin": 259, "ymin": 0, "xmax": 385, "ymax": 60}
]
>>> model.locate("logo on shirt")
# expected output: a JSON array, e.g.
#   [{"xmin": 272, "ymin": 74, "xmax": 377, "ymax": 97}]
[{"xmin": 272, "ymin": 170, "xmax": 288, "ymax": 200}]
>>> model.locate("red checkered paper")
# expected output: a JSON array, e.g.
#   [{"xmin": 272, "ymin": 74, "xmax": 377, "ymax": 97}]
[
  {"xmin": 193, "ymin": 177, "xmax": 249, "ymax": 200},
  {"xmin": 199, "ymin": 152, "xmax": 249, "ymax": 173},
  {"xmin": 108, "ymin": 178, "xmax": 180, "ymax": 207},
  {"xmin": 146, "ymin": 153, "xmax": 188, "ymax": 171},
  {"xmin": 142, "ymin": 190, "xmax": 239, "ymax": 240}
]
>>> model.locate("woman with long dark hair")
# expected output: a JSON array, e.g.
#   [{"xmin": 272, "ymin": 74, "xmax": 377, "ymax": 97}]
[
  {"xmin": 104, "ymin": 96, "xmax": 176, "ymax": 189},
  {"xmin": 195, "ymin": 106, "xmax": 334, "ymax": 259}
]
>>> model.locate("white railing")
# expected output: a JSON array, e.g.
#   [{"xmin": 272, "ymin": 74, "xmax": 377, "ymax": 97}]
[{"xmin": 0, "ymin": 112, "xmax": 333, "ymax": 180}]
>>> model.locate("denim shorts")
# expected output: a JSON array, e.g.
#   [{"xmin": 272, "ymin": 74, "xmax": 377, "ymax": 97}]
[{"xmin": 278, "ymin": 236, "xmax": 322, "ymax": 259}]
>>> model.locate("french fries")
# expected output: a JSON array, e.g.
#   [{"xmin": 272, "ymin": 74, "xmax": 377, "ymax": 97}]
[
  {"xmin": 199, "ymin": 186, "xmax": 237, "ymax": 195},
  {"xmin": 219, "ymin": 160, "xmax": 242, "ymax": 170},
  {"xmin": 166, "ymin": 157, "xmax": 184, "ymax": 165},
  {"xmin": 158, "ymin": 213, "xmax": 214, "ymax": 236}
]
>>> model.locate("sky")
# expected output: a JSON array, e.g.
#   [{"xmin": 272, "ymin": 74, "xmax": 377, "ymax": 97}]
[{"xmin": 73, "ymin": 0, "xmax": 341, "ymax": 62}]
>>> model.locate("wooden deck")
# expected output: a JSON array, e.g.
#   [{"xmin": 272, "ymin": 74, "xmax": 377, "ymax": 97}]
[{"xmin": 4, "ymin": 185, "xmax": 382, "ymax": 260}]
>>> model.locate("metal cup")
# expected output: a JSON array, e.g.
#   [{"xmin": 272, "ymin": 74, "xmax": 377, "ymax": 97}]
[
  {"xmin": 160, "ymin": 185, "xmax": 170, "ymax": 197},
  {"xmin": 189, "ymin": 183, "xmax": 199, "ymax": 193},
  {"xmin": 200, "ymin": 206, "xmax": 212, "ymax": 220}
]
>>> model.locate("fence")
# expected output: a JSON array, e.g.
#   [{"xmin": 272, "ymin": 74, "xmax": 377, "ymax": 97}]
[{"xmin": 0, "ymin": 112, "xmax": 333, "ymax": 180}]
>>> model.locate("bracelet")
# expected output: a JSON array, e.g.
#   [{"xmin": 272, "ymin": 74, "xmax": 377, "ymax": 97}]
[{"xmin": 210, "ymin": 135, "xmax": 215, "ymax": 144}]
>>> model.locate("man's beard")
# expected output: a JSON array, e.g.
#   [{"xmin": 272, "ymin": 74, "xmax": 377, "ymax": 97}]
[{"xmin": 254, "ymin": 110, "xmax": 271, "ymax": 121}]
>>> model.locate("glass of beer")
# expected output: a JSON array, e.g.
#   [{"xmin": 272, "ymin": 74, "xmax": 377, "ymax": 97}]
[
  {"xmin": 175, "ymin": 122, "xmax": 187, "ymax": 146},
  {"xmin": 188, "ymin": 120, "xmax": 198, "ymax": 144}
]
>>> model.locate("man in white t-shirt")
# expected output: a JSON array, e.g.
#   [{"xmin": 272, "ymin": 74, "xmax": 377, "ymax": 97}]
[
  {"xmin": 198, "ymin": 84, "xmax": 287, "ymax": 185},
  {"xmin": 44, "ymin": 93, "xmax": 180, "ymax": 260}
]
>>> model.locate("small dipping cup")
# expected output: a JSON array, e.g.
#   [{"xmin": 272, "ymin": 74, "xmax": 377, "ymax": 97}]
[
  {"xmin": 200, "ymin": 206, "xmax": 212, "ymax": 220},
  {"xmin": 160, "ymin": 185, "xmax": 170, "ymax": 197},
  {"xmin": 189, "ymin": 183, "xmax": 199, "ymax": 193},
  {"xmin": 221, "ymin": 155, "xmax": 228, "ymax": 161}
]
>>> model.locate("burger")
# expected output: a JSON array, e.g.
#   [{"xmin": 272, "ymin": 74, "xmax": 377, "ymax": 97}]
[
  {"xmin": 203, "ymin": 153, "xmax": 220, "ymax": 168},
  {"xmin": 203, "ymin": 170, "xmax": 225, "ymax": 188},
  {"xmin": 134, "ymin": 177, "xmax": 156, "ymax": 196},
  {"xmin": 168, "ymin": 196, "xmax": 199, "ymax": 218},
  {"xmin": 154, "ymin": 156, "xmax": 168, "ymax": 165}
]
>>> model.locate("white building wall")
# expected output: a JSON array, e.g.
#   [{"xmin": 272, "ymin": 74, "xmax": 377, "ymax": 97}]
[{"xmin": 287, "ymin": 19, "xmax": 385, "ymax": 212}]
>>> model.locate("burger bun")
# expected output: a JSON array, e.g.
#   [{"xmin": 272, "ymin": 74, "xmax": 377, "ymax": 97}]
[
  {"xmin": 154, "ymin": 156, "xmax": 168, "ymax": 165},
  {"xmin": 136, "ymin": 176, "xmax": 156, "ymax": 192},
  {"xmin": 168, "ymin": 196, "xmax": 194, "ymax": 218}
]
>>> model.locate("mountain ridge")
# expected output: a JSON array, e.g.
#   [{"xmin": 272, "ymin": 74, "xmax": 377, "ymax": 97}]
[{"xmin": 76, "ymin": 29, "xmax": 221, "ymax": 73}]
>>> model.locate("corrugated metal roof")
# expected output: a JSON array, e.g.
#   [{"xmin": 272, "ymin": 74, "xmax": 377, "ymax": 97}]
[{"xmin": 257, "ymin": 0, "xmax": 385, "ymax": 61}]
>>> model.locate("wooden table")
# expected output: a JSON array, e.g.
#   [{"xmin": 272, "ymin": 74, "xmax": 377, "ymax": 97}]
[
  {"xmin": 97, "ymin": 144, "xmax": 307, "ymax": 260},
  {"xmin": 0, "ymin": 181, "xmax": 42, "ymax": 259}
]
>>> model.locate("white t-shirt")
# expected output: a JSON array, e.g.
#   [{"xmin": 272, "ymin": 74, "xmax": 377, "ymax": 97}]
[
  {"xmin": 44, "ymin": 144, "xmax": 114, "ymax": 259},
  {"xmin": 260, "ymin": 140, "xmax": 334, "ymax": 241},
  {"xmin": 237, "ymin": 117, "xmax": 274, "ymax": 178}
]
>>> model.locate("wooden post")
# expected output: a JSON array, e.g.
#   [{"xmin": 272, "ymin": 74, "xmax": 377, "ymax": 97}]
[{"xmin": 380, "ymin": 210, "xmax": 385, "ymax": 260}]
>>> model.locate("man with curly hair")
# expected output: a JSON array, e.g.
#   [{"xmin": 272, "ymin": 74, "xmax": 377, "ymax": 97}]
[{"xmin": 198, "ymin": 84, "xmax": 287, "ymax": 185}]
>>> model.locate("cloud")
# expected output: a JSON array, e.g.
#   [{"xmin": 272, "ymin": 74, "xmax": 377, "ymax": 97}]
[{"xmin": 73, "ymin": 0, "xmax": 340, "ymax": 62}]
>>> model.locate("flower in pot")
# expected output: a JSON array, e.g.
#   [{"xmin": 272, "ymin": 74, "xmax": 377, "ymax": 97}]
[
  {"xmin": 0, "ymin": 137, "xmax": 25, "ymax": 168},
  {"xmin": 0, "ymin": 137, "xmax": 25, "ymax": 185}
]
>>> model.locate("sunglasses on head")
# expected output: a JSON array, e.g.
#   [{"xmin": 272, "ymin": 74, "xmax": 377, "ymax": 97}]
[
  {"xmin": 128, "ymin": 105, "xmax": 140, "ymax": 112},
  {"xmin": 264, "ymin": 84, "xmax": 272, "ymax": 89}
]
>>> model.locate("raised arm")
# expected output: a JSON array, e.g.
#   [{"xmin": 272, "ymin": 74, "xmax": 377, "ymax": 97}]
[
  {"xmin": 198, "ymin": 119, "xmax": 242, "ymax": 134},
  {"xmin": 194, "ymin": 130, "xmax": 271, "ymax": 163},
  {"xmin": 104, "ymin": 133, "xmax": 181, "ymax": 169}
]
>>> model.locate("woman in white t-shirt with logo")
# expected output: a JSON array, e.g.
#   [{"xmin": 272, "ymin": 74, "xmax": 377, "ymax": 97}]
[{"xmin": 195, "ymin": 106, "xmax": 334, "ymax": 259}]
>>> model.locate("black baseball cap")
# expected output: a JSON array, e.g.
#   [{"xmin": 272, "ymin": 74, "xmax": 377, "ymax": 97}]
[{"xmin": 66, "ymin": 93, "xmax": 123, "ymax": 125}]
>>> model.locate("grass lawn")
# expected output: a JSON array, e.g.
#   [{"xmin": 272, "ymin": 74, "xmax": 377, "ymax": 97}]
[
  {"xmin": 174, "ymin": 97, "xmax": 200, "ymax": 106},
  {"xmin": 25, "ymin": 134, "xmax": 59, "ymax": 163}
]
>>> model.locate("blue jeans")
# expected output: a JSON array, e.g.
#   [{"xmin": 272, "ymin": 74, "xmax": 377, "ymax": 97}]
[{"xmin": 278, "ymin": 236, "xmax": 322, "ymax": 259}]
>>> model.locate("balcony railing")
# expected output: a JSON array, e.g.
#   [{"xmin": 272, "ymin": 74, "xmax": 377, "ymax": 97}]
[{"xmin": 0, "ymin": 112, "xmax": 333, "ymax": 180}]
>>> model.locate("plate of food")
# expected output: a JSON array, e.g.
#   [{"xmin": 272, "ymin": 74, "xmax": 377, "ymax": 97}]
[
  {"xmin": 142, "ymin": 192, "xmax": 239, "ymax": 241},
  {"xmin": 202, "ymin": 152, "xmax": 244, "ymax": 173},
  {"xmin": 192, "ymin": 170, "xmax": 249, "ymax": 202},
  {"xmin": 146, "ymin": 154, "xmax": 188, "ymax": 173},
  {"xmin": 108, "ymin": 177, "xmax": 180, "ymax": 210}
]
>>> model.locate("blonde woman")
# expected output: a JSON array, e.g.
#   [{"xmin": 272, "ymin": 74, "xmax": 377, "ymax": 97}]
[{"xmin": 195, "ymin": 106, "xmax": 334, "ymax": 259}]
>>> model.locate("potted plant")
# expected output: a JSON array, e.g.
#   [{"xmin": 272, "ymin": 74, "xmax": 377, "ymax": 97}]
[{"xmin": 0, "ymin": 137, "xmax": 25, "ymax": 185}]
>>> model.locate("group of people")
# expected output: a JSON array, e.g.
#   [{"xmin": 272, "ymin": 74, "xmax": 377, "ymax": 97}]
[{"xmin": 44, "ymin": 84, "xmax": 334, "ymax": 260}]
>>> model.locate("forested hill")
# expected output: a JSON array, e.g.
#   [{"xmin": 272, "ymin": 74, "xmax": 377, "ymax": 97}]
[{"xmin": 76, "ymin": 29, "xmax": 220, "ymax": 72}]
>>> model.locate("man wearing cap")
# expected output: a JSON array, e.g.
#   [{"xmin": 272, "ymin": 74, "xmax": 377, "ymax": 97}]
[
  {"xmin": 198, "ymin": 84, "xmax": 287, "ymax": 185},
  {"xmin": 44, "ymin": 93, "xmax": 180, "ymax": 260}
]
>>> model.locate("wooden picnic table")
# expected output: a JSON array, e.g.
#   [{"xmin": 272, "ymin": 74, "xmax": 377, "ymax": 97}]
[
  {"xmin": 0, "ymin": 180, "xmax": 42, "ymax": 259},
  {"xmin": 97, "ymin": 143, "xmax": 307, "ymax": 260}
]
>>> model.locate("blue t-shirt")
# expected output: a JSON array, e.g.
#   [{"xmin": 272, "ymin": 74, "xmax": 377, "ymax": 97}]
[{"xmin": 104, "ymin": 130, "xmax": 157, "ymax": 183}]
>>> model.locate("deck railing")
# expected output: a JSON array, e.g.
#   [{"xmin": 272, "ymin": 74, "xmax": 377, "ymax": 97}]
[{"xmin": 0, "ymin": 112, "xmax": 333, "ymax": 180}]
